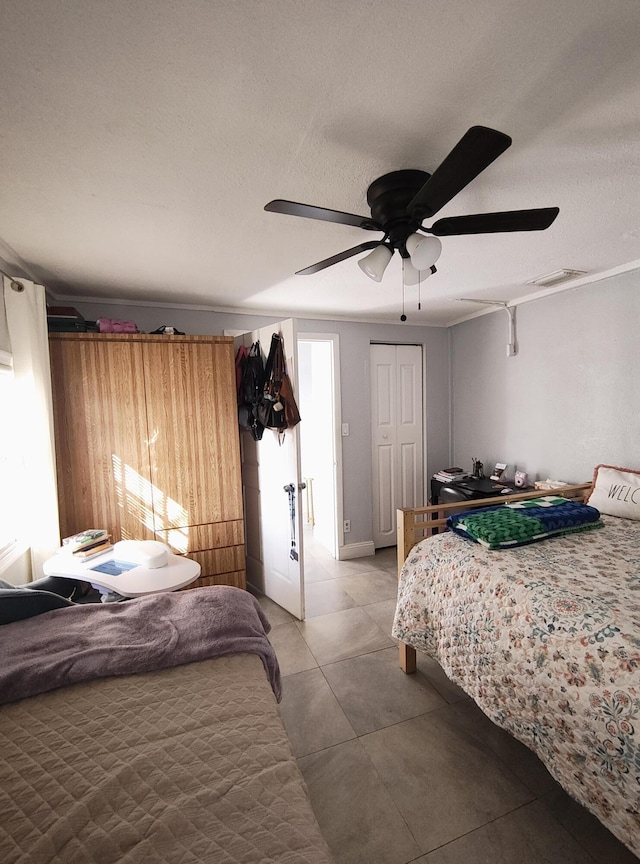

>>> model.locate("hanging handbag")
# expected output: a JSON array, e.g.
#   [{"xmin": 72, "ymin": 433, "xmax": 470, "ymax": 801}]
[
  {"xmin": 257, "ymin": 333, "xmax": 288, "ymax": 431},
  {"xmin": 234, "ymin": 344, "xmax": 249, "ymax": 401},
  {"xmin": 279, "ymin": 363, "xmax": 301, "ymax": 427},
  {"xmin": 256, "ymin": 390, "xmax": 286, "ymax": 430},
  {"xmin": 237, "ymin": 342, "xmax": 266, "ymax": 440},
  {"xmin": 273, "ymin": 333, "xmax": 300, "ymax": 427}
]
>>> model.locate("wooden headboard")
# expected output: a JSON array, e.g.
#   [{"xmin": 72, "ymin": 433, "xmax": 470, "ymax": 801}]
[{"xmin": 396, "ymin": 482, "xmax": 592, "ymax": 579}]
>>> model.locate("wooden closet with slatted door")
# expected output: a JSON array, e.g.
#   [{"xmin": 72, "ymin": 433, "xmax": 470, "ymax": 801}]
[{"xmin": 48, "ymin": 333, "xmax": 245, "ymax": 589}]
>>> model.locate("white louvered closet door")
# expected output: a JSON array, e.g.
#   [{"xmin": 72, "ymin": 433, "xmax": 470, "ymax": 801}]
[{"xmin": 370, "ymin": 344, "xmax": 423, "ymax": 548}]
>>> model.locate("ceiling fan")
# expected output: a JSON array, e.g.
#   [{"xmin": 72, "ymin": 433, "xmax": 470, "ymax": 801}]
[{"xmin": 264, "ymin": 126, "xmax": 559, "ymax": 284}]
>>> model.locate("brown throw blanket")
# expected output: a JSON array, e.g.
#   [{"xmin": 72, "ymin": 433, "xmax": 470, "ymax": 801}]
[{"xmin": 0, "ymin": 586, "xmax": 282, "ymax": 704}]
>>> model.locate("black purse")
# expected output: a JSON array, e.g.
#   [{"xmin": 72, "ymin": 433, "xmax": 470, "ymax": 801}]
[
  {"xmin": 256, "ymin": 392, "xmax": 286, "ymax": 430},
  {"xmin": 237, "ymin": 342, "xmax": 266, "ymax": 440},
  {"xmin": 257, "ymin": 334, "xmax": 288, "ymax": 431}
]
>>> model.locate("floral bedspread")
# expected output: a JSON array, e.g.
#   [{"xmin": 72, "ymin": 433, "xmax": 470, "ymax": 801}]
[{"xmin": 392, "ymin": 515, "xmax": 640, "ymax": 856}]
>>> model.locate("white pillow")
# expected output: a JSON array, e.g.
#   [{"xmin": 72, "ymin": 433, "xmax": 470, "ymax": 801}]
[{"xmin": 587, "ymin": 464, "xmax": 640, "ymax": 520}]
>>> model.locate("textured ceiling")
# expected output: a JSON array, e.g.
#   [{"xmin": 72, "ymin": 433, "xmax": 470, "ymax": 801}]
[{"xmin": 1, "ymin": 0, "xmax": 640, "ymax": 325}]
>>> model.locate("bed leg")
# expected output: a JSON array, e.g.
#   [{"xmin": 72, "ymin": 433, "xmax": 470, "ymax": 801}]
[{"xmin": 399, "ymin": 642, "xmax": 417, "ymax": 674}]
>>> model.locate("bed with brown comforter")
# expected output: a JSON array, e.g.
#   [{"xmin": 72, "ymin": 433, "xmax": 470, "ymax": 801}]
[{"xmin": 0, "ymin": 587, "xmax": 333, "ymax": 864}]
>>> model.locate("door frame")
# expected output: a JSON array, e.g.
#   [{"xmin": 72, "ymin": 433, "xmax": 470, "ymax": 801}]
[{"xmin": 297, "ymin": 333, "xmax": 343, "ymax": 559}]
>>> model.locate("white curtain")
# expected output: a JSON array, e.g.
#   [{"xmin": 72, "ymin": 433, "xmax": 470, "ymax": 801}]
[{"xmin": 2, "ymin": 274, "xmax": 60, "ymax": 577}]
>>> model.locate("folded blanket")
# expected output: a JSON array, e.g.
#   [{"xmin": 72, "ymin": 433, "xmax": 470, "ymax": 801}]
[
  {"xmin": 0, "ymin": 586, "xmax": 282, "ymax": 704},
  {"xmin": 447, "ymin": 495, "xmax": 603, "ymax": 550}
]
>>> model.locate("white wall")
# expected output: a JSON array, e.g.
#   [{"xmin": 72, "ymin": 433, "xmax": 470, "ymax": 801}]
[
  {"xmin": 450, "ymin": 270, "xmax": 640, "ymax": 484},
  {"xmin": 72, "ymin": 301, "xmax": 451, "ymax": 545}
]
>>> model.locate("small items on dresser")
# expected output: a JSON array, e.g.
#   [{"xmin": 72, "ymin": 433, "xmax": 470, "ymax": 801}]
[
  {"xmin": 433, "ymin": 466, "xmax": 467, "ymax": 482},
  {"xmin": 97, "ymin": 317, "xmax": 139, "ymax": 333},
  {"xmin": 534, "ymin": 478, "xmax": 569, "ymax": 490},
  {"xmin": 489, "ymin": 461, "xmax": 507, "ymax": 481},
  {"xmin": 47, "ymin": 306, "xmax": 89, "ymax": 332},
  {"xmin": 471, "ymin": 457, "xmax": 484, "ymax": 478}
]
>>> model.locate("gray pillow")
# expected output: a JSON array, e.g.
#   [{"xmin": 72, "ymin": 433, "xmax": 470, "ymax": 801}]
[{"xmin": 0, "ymin": 588, "xmax": 73, "ymax": 626}]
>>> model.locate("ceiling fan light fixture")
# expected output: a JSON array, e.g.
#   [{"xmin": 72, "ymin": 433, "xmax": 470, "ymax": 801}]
[
  {"xmin": 405, "ymin": 233, "xmax": 442, "ymax": 270},
  {"xmin": 358, "ymin": 244, "xmax": 392, "ymax": 281},
  {"xmin": 402, "ymin": 258, "xmax": 433, "ymax": 286}
]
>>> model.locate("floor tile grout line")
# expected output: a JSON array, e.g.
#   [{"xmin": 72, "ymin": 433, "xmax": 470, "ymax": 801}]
[
  {"xmin": 400, "ymin": 799, "xmax": 552, "ymax": 863},
  {"xmin": 443, "ymin": 698, "xmax": 599, "ymax": 816},
  {"xmin": 301, "ymin": 734, "xmax": 424, "ymax": 856},
  {"xmin": 535, "ymin": 796, "xmax": 605, "ymax": 864},
  {"xmin": 291, "ymin": 683, "xmax": 549, "ymax": 847},
  {"xmin": 292, "ymin": 609, "xmax": 396, "ymax": 664},
  {"xmin": 289, "ymin": 673, "xmax": 462, "ymax": 761}
]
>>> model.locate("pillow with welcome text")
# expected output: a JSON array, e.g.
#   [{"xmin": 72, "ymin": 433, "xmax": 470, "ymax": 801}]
[{"xmin": 587, "ymin": 464, "xmax": 640, "ymax": 520}]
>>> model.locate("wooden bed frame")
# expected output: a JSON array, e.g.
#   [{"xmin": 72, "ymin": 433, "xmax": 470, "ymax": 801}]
[{"xmin": 395, "ymin": 482, "xmax": 593, "ymax": 673}]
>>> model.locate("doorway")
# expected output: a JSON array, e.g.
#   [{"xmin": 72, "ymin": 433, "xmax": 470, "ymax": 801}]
[{"xmin": 297, "ymin": 334, "xmax": 342, "ymax": 561}]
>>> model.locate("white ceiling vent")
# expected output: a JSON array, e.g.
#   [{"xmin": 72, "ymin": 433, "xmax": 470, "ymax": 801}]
[{"xmin": 526, "ymin": 269, "xmax": 587, "ymax": 287}]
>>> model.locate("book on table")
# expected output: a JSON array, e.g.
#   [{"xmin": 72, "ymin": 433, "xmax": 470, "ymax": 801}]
[
  {"xmin": 73, "ymin": 540, "xmax": 114, "ymax": 561},
  {"xmin": 62, "ymin": 529, "xmax": 109, "ymax": 552},
  {"xmin": 433, "ymin": 467, "xmax": 467, "ymax": 482}
]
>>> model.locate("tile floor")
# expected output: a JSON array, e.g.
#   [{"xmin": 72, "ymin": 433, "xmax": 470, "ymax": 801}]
[{"xmin": 252, "ymin": 533, "xmax": 639, "ymax": 864}]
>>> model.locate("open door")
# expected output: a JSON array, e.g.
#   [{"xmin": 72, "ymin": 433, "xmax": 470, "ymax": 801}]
[{"xmin": 235, "ymin": 319, "xmax": 305, "ymax": 619}]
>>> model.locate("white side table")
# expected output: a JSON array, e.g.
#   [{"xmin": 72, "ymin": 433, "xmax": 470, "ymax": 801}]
[{"xmin": 43, "ymin": 550, "xmax": 201, "ymax": 598}]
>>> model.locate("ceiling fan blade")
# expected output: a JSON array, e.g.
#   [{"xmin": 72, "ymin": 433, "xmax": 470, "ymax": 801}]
[
  {"xmin": 295, "ymin": 241, "xmax": 383, "ymax": 275},
  {"xmin": 408, "ymin": 126, "xmax": 512, "ymax": 220},
  {"xmin": 265, "ymin": 199, "xmax": 381, "ymax": 231},
  {"xmin": 430, "ymin": 207, "xmax": 560, "ymax": 236}
]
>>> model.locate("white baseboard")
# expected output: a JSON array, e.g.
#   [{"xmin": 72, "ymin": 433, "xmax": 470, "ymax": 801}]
[{"xmin": 338, "ymin": 540, "xmax": 376, "ymax": 561}]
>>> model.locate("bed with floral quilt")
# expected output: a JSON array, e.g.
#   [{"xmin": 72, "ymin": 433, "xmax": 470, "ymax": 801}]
[{"xmin": 393, "ymin": 507, "xmax": 640, "ymax": 856}]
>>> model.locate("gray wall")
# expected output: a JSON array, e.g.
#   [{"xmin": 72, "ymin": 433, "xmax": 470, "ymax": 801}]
[
  {"xmin": 450, "ymin": 270, "xmax": 640, "ymax": 485},
  {"xmin": 72, "ymin": 301, "xmax": 450, "ymax": 545}
]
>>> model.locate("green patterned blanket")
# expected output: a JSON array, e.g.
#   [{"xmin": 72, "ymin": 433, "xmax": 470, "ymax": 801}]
[{"xmin": 447, "ymin": 495, "xmax": 603, "ymax": 549}]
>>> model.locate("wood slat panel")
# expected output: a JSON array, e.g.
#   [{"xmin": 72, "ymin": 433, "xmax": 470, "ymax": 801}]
[
  {"xmin": 142, "ymin": 340, "xmax": 243, "ymax": 530},
  {"xmin": 183, "ymin": 570, "xmax": 245, "ymax": 590},
  {"xmin": 154, "ymin": 520, "xmax": 244, "ymax": 553},
  {"xmin": 187, "ymin": 545, "xmax": 246, "ymax": 576},
  {"xmin": 49, "ymin": 337, "xmax": 155, "ymax": 542}
]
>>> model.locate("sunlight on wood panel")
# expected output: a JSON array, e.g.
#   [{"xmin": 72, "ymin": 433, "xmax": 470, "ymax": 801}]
[{"xmin": 112, "ymin": 453, "xmax": 189, "ymax": 549}]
